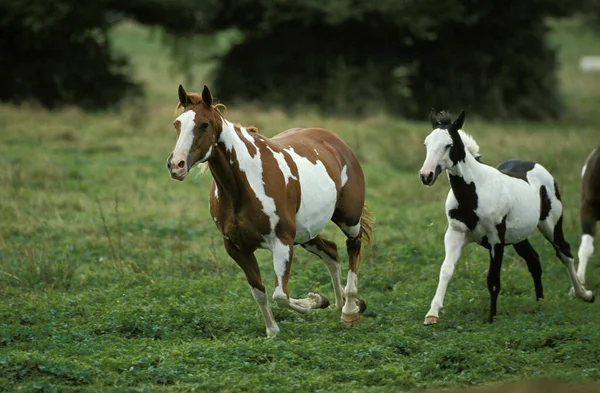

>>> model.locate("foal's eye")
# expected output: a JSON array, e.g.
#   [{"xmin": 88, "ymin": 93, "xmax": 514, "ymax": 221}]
[
  {"xmin": 199, "ymin": 122, "xmax": 209, "ymax": 131},
  {"xmin": 445, "ymin": 144, "xmax": 452, "ymax": 150}
]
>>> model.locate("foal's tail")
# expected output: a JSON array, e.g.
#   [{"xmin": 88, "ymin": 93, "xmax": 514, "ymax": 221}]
[{"xmin": 360, "ymin": 206, "xmax": 375, "ymax": 246}]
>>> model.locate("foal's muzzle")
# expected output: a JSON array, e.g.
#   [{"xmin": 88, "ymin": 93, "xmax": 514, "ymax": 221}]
[{"xmin": 419, "ymin": 165, "xmax": 441, "ymax": 186}]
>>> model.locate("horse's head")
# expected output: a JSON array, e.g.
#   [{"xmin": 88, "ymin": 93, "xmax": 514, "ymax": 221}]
[
  {"xmin": 419, "ymin": 109, "xmax": 466, "ymax": 186},
  {"xmin": 167, "ymin": 84, "xmax": 222, "ymax": 181}
]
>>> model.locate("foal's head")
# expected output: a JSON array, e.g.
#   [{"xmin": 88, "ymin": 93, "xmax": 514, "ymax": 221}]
[
  {"xmin": 419, "ymin": 109, "xmax": 467, "ymax": 186},
  {"xmin": 167, "ymin": 85, "xmax": 223, "ymax": 181}
]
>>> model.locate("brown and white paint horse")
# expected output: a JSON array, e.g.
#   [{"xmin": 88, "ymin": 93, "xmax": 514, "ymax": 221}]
[
  {"xmin": 167, "ymin": 85, "xmax": 373, "ymax": 337},
  {"xmin": 577, "ymin": 144, "xmax": 600, "ymax": 287}
]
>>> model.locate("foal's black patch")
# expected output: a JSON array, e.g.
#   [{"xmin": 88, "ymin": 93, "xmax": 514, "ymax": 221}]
[
  {"xmin": 496, "ymin": 160, "xmax": 536, "ymax": 182},
  {"xmin": 497, "ymin": 215, "xmax": 507, "ymax": 244},
  {"xmin": 449, "ymin": 141, "xmax": 466, "ymax": 166},
  {"xmin": 553, "ymin": 181, "xmax": 562, "ymax": 201},
  {"xmin": 539, "ymin": 186, "xmax": 551, "ymax": 221},
  {"xmin": 448, "ymin": 174, "xmax": 479, "ymax": 230}
]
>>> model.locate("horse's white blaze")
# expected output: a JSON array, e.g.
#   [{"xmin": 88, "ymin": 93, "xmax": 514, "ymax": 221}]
[
  {"xmin": 578, "ymin": 234, "xmax": 595, "ymax": 283},
  {"xmin": 340, "ymin": 222, "xmax": 360, "ymax": 238},
  {"xmin": 173, "ymin": 110, "xmax": 196, "ymax": 156},
  {"xmin": 341, "ymin": 165, "xmax": 348, "ymax": 187},
  {"xmin": 286, "ymin": 147, "xmax": 337, "ymax": 244},
  {"xmin": 268, "ymin": 146, "xmax": 297, "ymax": 187},
  {"xmin": 219, "ymin": 120, "xmax": 279, "ymax": 241}
]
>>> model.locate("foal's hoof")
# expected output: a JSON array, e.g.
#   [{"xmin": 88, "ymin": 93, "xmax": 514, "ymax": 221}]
[
  {"xmin": 341, "ymin": 312, "xmax": 360, "ymax": 327},
  {"xmin": 423, "ymin": 315, "xmax": 439, "ymax": 326}
]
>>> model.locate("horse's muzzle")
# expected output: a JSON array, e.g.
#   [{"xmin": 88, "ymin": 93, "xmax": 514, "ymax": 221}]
[{"xmin": 420, "ymin": 171, "xmax": 435, "ymax": 186}]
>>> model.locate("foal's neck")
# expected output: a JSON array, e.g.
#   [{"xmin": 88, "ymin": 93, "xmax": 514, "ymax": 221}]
[{"xmin": 446, "ymin": 149, "xmax": 487, "ymax": 187}]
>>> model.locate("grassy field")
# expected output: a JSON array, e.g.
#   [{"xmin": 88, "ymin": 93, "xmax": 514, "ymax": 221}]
[{"xmin": 1, "ymin": 19, "xmax": 600, "ymax": 392}]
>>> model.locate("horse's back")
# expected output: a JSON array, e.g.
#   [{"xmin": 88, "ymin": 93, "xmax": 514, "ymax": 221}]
[{"xmin": 272, "ymin": 127, "xmax": 365, "ymax": 242}]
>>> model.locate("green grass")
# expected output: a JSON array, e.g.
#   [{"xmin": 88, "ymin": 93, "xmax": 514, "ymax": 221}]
[{"xmin": 1, "ymin": 19, "xmax": 600, "ymax": 392}]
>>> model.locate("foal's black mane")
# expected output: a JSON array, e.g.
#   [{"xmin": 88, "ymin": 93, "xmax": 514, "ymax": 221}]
[{"xmin": 433, "ymin": 111, "xmax": 453, "ymax": 129}]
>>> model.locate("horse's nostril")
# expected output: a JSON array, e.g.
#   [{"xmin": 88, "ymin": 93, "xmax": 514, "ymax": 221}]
[
  {"xmin": 177, "ymin": 160, "xmax": 186, "ymax": 169},
  {"xmin": 167, "ymin": 161, "xmax": 171, "ymax": 170},
  {"xmin": 427, "ymin": 172, "xmax": 433, "ymax": 182}
]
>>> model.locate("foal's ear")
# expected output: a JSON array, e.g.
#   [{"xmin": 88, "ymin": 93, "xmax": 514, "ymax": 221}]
[
  {"xmin": 178, "ymin": 84, "xmax": 190, "ymax": 107},
  {"xmin": 452, "ymin": 110, "xmax": 466, "ymax": 131},
  {"xmin": 201, "ymin": 85, "xmax": 213, "ymax": 108},
  {"xmin": 429, "ymin": 108, "xmax": 438, "ymax": 128}
]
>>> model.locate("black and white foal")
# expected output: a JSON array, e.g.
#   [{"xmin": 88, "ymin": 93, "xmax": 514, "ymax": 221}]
[{"xmin": 419, "ymin": 110, "xmax": 594, "ymax": 325}]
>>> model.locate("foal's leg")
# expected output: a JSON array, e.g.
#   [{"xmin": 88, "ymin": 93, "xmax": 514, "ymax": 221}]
[
  {"xmin": 539, "ymin": 216, "xmax": 595, "ymax": 302},
  {"xmin": 223, "ymin": 240, "xmax": 279, "ymax": 338},
  {"xmin": 271, "ymin": 236, "xmax": 329, "ymax": 313},
  {"xmin": 301, "ymin": 235, "xmax": 342, "ymax": 309},
  {"xmin": 487, "ymin": 243, "xmax": 505, "ymax": 323},
  {"xmin": 577, "ymin": 211, "xmax": 596, "ymax": 285},
  {"xmin": 513, "ymin": 239, "xmax": 544, "ymax": 300},
  {"xmin": 424, "ymin": 227, "xmax": 469, "ymax": 325}
]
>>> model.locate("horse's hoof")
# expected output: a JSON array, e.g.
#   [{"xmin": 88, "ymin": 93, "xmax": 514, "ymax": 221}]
[
  {"xmin": 358, "ymin": 298, "xmax": 367, "ymax": 314},
  {"xmin": 589, "ymin": 293, "xmax": 595, "ymax": 303},
  {"xmin": 423, "ymin": 315, "xmax": 439, "ymax": 326},
  {"xmin": 341, "ymin": 312, "xmax": 360, "ymax": 327},
  {"xmin": 308, "ymin": 292, "xmax": 330, "ymax": 309}
]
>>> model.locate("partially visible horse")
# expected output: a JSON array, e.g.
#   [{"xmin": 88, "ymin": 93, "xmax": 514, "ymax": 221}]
[
  {"xmin": 577, "ymin": 144, "xmax": 600, "ymax": 286},
  {"xmin": 167, "ymin": 85, "xmax": 373, "ymax": 337},
  {"xmin": 418, "ymin": 109, "xmax": 594, "ymax": 325}
]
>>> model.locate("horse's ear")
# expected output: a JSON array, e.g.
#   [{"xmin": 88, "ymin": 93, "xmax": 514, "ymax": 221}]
[
  {"xmin": 201, "ymin": 85, "xmax": 213, "ymax": 108},
  {"xmin": 452, "ymin": 110, "xmax": 466, "ymax": 131},
  {"xmin": 178, "ymin": 84, "xmax": 190, "ymax": 107},
  {"xmin": 429, "ymin": 108, "xmax": 438, "ymax": 128}
]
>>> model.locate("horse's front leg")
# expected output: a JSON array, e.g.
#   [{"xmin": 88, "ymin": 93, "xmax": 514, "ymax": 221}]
[
  {"xmin": 271, "ymin": 236, "xmax": 329, "ymax": 313},
  {"xmin": 487, "ymin": 243, "xmax": 505, "ymax": 323},
  {"xmin": 424, "ymin": 227, "xmax": 468, "ymax": 325},
  {"xmin": 223, "ymin": 239, "xmax": 279, "ymax": 338}
]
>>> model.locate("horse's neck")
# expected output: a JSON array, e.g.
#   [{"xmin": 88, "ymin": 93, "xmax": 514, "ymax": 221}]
[
  {"xmin": 446, "ymin": 151, "xmax": 488, "ymax": 189},
  {"xmin": 208, "ymin": 119, "xmax": 264, "ymax": 202}
]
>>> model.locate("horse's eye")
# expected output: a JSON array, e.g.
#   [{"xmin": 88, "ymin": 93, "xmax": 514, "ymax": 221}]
[
  {"xmin": 199, "ymin": 122, "xmax": 209, "ymax": 131},
  {"xmin": 445, "ymin": 144, "xmax": 452, "ymax": 150}
]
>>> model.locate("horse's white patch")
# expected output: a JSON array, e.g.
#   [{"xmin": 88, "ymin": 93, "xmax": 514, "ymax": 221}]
[
  {"xmin": 219, "ymin": 120, "xmax": 279, "ymax": 242},
  {"xmin": 267, "ymin": 146, "xmax": 297, "ymax": 186},
  {"xmin": 341, "ymin": 165, "xmax": 348, "ymax": 187},
  {"xmin": 340, "ymin": 222, "xmax": 360, "ymax": 238},
  {"xmin": 285, "ymin": 147, "xmax": 337, "ymax": 244},
  {"xmin": 173, "ymin": 110, "xmax": 196, "ymax": 155}
]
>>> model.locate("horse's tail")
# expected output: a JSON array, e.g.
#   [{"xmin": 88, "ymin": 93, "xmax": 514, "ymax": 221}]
[{"xmin": 360, "ymin": 205, "xmax": 374, "ymax": 246}]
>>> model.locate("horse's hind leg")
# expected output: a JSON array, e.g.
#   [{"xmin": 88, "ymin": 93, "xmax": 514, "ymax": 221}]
[
  {"xmin": 301, "ymin": 235, "xmax": 343, "ymax": 309},
  {"xmin": 340, "ymin": 223, "xmax": 366, "ymax": 327},
  {"xmin": 513, "ymin": 239, "xmax": 544, "ymax": 300},
  {"xmin": 577, "ymin": 207, "xmax": 597, "ymax": 285},
  {"xmin": 539, "ymin": 215, "xmax": 595, "ymax": 302}
]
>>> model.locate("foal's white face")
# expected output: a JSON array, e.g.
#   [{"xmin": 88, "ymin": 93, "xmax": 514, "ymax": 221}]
[{"xmin": 420, "ymin": 128, "xmax": 453, "ymax": 186}]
